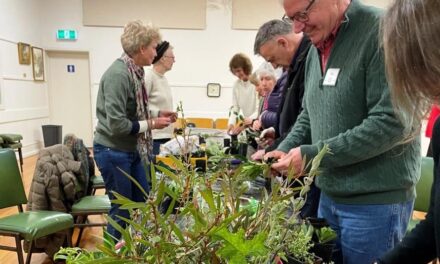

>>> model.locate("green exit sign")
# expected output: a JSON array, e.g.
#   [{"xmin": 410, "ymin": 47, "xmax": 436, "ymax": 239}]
[{"xmin": 57, "ymin": 30, "xmax": 77, "ymax": 40}]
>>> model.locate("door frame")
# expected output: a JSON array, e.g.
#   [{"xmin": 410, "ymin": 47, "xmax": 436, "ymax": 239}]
[{"xmin": 45, "ymin": 49, "xmax": 94, "ymax": 145}]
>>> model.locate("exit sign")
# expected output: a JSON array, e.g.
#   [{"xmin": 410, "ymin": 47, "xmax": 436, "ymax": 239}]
[{"xmin": 57, "ymin": 30, "xmax": 77, "ymax": 40}]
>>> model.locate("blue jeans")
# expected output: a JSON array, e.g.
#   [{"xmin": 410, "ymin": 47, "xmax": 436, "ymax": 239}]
[
  {"xmin": 318, "ymin": 193, "xmax": 413, "ymax": 264},
  {"xmin": 93, "ymin": 143, "xmax": 150, "ymax": 240}
]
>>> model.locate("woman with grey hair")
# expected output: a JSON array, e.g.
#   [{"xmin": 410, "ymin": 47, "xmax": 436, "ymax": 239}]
[
  {"xmin": 93, "ymin": 20, "xmax": 176, "ymax": 241},
  {"xmin": 145, "ymin": 41, "xmax": 176, "ymax": 155},
  {"xmin": 377, "ymin": 0, "xmax": 440, "ymax": 263}
]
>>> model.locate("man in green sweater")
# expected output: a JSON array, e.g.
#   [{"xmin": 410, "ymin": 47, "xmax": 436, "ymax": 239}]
[{"xmin": 265, "ymin": 0, "xmax": 420, "ymax": 263}]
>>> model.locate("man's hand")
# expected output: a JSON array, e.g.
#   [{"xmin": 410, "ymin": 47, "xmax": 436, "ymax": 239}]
[
  {"xmin": 251, "ymin": 149, "xmax": 265, "ymax": 161},
  {"xmin": 271, "ymin": 147, "xmax": 303, "ymax": 176},
  {"xmin": 159, "ymin": 110, "xmax": 177, "ymax": 122},
  {"xmin": 264, "ymin": 150, "xmax": 287, "ymax": 162}
]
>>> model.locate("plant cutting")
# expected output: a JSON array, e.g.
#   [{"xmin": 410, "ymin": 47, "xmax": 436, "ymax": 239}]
[{"xmin": 54, "ymin": 103, "xmax": 331, "ymax": 264}]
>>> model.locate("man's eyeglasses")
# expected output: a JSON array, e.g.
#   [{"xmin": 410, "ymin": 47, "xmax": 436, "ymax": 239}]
[{"xmin": 282, "ymin": 0, "xmax": 315, "ymax": 24}]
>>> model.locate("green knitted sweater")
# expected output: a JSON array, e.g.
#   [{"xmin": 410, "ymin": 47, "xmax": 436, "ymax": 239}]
[
  {"xmin": 94, "ymin": 59, "xmax": 158, "ymax": 152},
  {"xmin": 277, "ymin": 0, "xmax": 420, "ymax": 204}
]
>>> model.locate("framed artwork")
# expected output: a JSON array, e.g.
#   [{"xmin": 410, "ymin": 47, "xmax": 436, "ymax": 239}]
[
  {"xmin": 207, "ymin": 83, "xmax": 221, "ymax": 97},
  {"xmin": 32, "ymin": 47, "xmax": 45, "ymax": 81},
  {"xmin": 17, "ymin": 42, "xmax": 31, "ymax": 65}
]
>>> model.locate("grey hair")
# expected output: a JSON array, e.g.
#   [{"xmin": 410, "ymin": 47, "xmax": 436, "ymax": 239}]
[
  {"xmin": 121, "ymin": 20, "xmax": 161, "ymax": 56},
  {"xmin": 254, "ymin": 19, "xmax": 292, "ymax": 55},
  {"xmin": 257, "ymin": 62, "xmax": 277, "ymax": 80}
]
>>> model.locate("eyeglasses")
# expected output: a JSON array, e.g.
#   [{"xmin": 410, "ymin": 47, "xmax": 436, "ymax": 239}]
[
  {"xmin": 163, "ymin": 55, "xmax": 175, "ymax": 60},
  {"xmin": 282, "ymin": 0, "xmax": 315, "ymax": 24}
]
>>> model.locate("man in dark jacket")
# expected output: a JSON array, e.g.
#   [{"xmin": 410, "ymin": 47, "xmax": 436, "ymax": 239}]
[
  {"xmin": 252, "ymin": 19, "xmax": 311, "ymax": 156},
  {"xmin": 252, "ymin": 19, "xmax": 316, "ymax": 218}
]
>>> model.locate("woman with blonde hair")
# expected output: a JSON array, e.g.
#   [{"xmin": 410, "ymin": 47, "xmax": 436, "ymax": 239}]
[
  {"xmin": 93, "ymin": 20, "xmax": 176, "ymax": 241},
  {"xmin": 378, "ymin": 0, "xmax": 440, "ymax": 263}
]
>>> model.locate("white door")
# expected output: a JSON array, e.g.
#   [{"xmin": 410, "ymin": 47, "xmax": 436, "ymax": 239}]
[{"xmin": 46, "ymin": 51, "xmax": 93, "ymax": 146}]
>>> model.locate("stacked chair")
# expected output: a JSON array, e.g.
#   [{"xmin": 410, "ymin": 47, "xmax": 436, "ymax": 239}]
[
  {"xmin": 185, "ymin": 117, "xmax": 214, "ymax": 128},
  {"xmin": 0, "ymin": 149, "xmax": 73, "ymax": 264},
  {"xmin": 0, "ymin": 134, "xmax": 23, "ymax": 172},
  {"xmin": 62, "ymin": 135, "xmax": 110, "ymax": 246},
  {"xmin": 214, "ymin": 118, "xmax": 229, "ymax": 130}
]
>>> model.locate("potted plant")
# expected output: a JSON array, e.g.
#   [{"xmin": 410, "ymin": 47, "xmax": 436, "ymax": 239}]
[
  {"xmin": 54, "ymin": 103, "xmax": 331, "ymax": 264},
  {"xmin": 308, "ymin": 220, "xmax": 337, "ymax": 263}
]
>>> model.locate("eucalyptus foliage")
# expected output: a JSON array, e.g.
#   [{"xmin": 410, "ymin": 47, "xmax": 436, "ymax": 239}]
[{"xmin": 55, "ymin": 102, "xmax": 330, "ymax": 264}]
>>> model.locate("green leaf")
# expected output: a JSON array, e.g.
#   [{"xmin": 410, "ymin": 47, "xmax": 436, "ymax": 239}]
[
  {"xmin": 110, "ymin": 192, "xmax": 133, "ymax": 205},
  {"xmin": 169, "ymin": 155, "xmax": 189, "ymax": 175},
  {"xmin": 117, "ymin": 167, "xmax": 149, "ymax": 198},
  {"xmin": 200, "ymin": 188, "xmax": 217, "ymax": 212},
  {"xmin": 155, "ymin": 164, "xmax": 182, "ymax": 188},
  {"xmin": 150, "ymin": 163, "xmax": 157, "ymax": 192},
  {"xmin": 118, "ymin": 202, "xmax": 146, "ymax": 210},
  {"xmin": 170, "ymin": 222, "xmax": 185, "ymax": 243},
  {"xmin": 212, "ymin": 227, "xmax": 269, "ymax": 264},
  {"xmin": 188, "ymin": 206, "xmax": 207, "ymax": 232},
  {"xmin": 155, "ymin": 180, "xmax": 166, "ymax": 206}
]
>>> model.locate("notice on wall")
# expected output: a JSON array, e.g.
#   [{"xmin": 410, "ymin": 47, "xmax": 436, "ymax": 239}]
[{"xmin": 67, "ymin": 65, "xmax": 75, "ymax": 73}]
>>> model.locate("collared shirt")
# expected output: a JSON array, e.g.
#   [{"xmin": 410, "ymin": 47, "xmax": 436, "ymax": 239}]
[
  {"xmin": 316, "ymin": 9, "xmax": 350, "ymax": 72},
  {"xmin": 317, "ymin": 26, "xmax": 340, "ymax": 73}
]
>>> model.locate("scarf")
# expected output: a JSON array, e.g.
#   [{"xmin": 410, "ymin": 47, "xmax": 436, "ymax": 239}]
[{"xmin": 121, "ymin": 53, "xmax": 152, "ymax": 163}]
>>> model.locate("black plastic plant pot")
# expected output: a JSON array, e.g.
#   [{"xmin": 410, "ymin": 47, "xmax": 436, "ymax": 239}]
[
  {"xmin": 230, "ymin": 135, "xmax": 238, "ymax": 154},
  {"xmin": 230, "ymin": 134, "xmax": 238, "ymax": 145},
  {"xmin": 311, "ymin": 242, "xmax": 335, "ymax": 263},
  {"xmin": 306, "ymin": 217, "xmax": 329, "ymax": 229},
  {"xmin": 191, "ymin": 151, "xmax": 206, "ymax": 158},
  {"xmin": 223, "ymin": 138, "xmax": 231, "ymax": 147},
  {"xmin": 238, "ymin": 143, "xmax": 248, "ymax": 157},
  {"xmin": 286, "ymin": 255, "xmax": 323, "ymax": 264},
  {"xmin": 195, "ymin": 159, "xmax": 206, "ymax": 172}
]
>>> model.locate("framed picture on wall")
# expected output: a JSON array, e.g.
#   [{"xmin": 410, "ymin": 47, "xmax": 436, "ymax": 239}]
[
  {"xmin": 207, "ymin": 83, "xmax": 221, "ymax": 97},
  {"xmin": 17, "ymin": 42, "xmax": 31, "ymax": 65},
  {"xmin": 32, "ymin": 47, "xmax": 44, "ymax": 81}
]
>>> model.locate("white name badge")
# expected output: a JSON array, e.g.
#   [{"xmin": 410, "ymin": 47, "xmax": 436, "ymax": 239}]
[{"xmin": 322, "ymin": 68, "xmax": 340, "ymax": 86}]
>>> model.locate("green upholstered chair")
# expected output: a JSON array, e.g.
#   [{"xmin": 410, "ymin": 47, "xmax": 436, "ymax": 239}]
[
  {"xmin": 90, "ymin": 175, "xmax": 106, "ymax": 195},
  {"xmin": 407, "ymin": 157, "xmax": 434, "ymax": 232},
  {"xmin": 0, "ymin": 149, "xmax": 74, "ymax": 264},
  {"xmin": 71, "ymin": 194, "xmax": 110, "ymax": 246},
  {"xmin": 0, "ymin": 134, "xmax": 23, "ymax": 172}
]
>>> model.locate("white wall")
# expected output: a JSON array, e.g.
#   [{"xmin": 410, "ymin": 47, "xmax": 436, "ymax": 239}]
[
  {"xmin": 39, "ymin": 0, "xmax": 265, "ymax": 122},
  {"xmin": 0, "ymin": 0, "xmax": 266, "ymax": 157},
  {"xmin": 0, "ymin": 0, "xmax": 49, "ymax": 156},
  {"xmin": 0, "ymin": 0, "xmax": 430, "ymax": 157}
]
